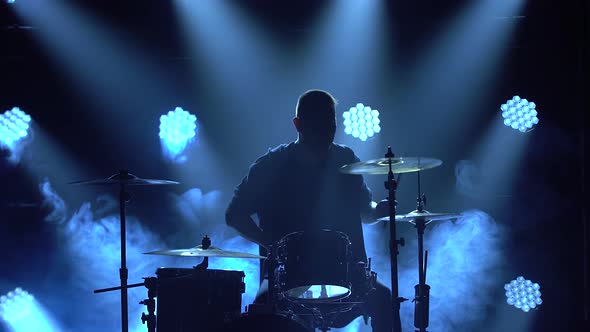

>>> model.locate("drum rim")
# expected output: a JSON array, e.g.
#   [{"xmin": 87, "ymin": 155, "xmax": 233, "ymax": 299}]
[{"xmin": 283, "ymin": 284, "xmax": 352, "ymax": 302}]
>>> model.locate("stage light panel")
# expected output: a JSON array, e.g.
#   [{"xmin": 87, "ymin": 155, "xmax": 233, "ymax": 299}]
[
  {"xmin": 504, "ymin": 276, "xmax": 542, "ymax": 312},
  {"xmin": 342, "ymin": 103, "xmax": 381, "ymax": 141},
  {"xmin": 0, "ymin": 107, "xmax": 32, "ymax": 149},
  {"xmin": 159, "ymin": 107, "xmax": 197, "ymax": 160},
  {"xmin": 0, "ymin": 288, "xmax": 34, "ymax": 324},
  {"xmin": 500, "ymin": 96, "xmax": 539, "ymax": 133}
]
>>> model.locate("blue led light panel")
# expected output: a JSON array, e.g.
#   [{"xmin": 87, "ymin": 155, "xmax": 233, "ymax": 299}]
[
  {"xmin": 0, "ymin": 107, "xmax": 32, "ymax": 149},
  {"xmin": 342, "ymin": 103, "xmax": 381, "ymax": 142},
  {"xmin": 500, "ymin": 96, "xmax": 539, "ymax": 133},
  {"xmin": 159, "ymin": 107, "xmax": 197, "ymax": 158},
  {"xmin": 504, "ymin": 276, "xmax": 542, "ymax": 312}
]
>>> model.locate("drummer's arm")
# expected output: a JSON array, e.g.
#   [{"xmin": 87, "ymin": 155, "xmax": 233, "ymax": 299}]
[
  {"xmin": 226, "ymin": 210, "xmax": 270, "ymax": 249},
  {"xmin": 361, "ymin": 200, "xmax": 389, "ymax": 224},
  {"xmin": 225, "ymin": 156, "xmax": 272, "ymax": 248},
  {"xmin": 358, "ymin": 175, "xmax": 389, "ymax": 224}
]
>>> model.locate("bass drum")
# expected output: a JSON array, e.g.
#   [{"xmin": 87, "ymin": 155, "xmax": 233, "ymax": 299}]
[{"xmin": 220, "ymin": 313, "xmax": 312, "ymax": 332}]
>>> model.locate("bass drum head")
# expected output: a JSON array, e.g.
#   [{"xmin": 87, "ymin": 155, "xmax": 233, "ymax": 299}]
[{"xmin": 220, "ymin": 313, "xmax": 311, "ymax": 332}]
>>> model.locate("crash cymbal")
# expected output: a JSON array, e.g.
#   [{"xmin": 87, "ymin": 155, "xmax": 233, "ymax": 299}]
[
  {"xmin": 144, "ymin": 245, "xmax": 266, "ymax": 259},
  {"xmin": 340, "ymin": 157, "xmax": 442, "ymax": 175},
  {"xmin": 69, "ymin": 170, "xmax": 179, "ymax": 186},
  {"xmin": 377, "ymin": 210, "xmax": 462, "ymax": 225}
]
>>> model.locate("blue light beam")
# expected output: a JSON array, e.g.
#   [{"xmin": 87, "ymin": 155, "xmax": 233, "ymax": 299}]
[{"xmin": 159, "ymin": 107, "xmax": 198, "ymax": 163}]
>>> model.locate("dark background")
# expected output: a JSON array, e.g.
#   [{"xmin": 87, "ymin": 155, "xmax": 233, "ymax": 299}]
[{"xmin": 0, "ymin": 1, "xmax": 587, "ymax": 331}]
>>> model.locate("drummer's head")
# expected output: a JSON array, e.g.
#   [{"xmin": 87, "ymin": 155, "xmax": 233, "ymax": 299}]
[{"xmin": 293, "ymin": 89, "xmax": 337, "ymax": 150}]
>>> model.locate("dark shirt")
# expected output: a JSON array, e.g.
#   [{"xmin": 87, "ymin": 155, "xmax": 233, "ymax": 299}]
[{"xmin": 227, "ymin": 141, "xmax": 373, "ymax": 263}]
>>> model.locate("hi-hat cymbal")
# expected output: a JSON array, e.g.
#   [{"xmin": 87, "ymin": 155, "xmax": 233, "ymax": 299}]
[
  {"xmin": 144, "ymin": 245, "xmax": 266, "ymax": 259},
  {"xmin": 69, "ymin": 170, "xmax": 179, "ymax": 186},
  {"xmin": 340, "ymin": 157, "xmax": 442, "ymax": 175},
  {"xmin": 377, "ymin": 210, "xmax": 462, "ymax": 225}
]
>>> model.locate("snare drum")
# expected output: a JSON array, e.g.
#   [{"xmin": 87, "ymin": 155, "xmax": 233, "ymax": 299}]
[
  {"xmin": 275, "ymin": 230, "xmax": 353, "ymax": 302},
  {"xmin": 155, "ymin": 268, "xmax": 245, "ymax": 332}
]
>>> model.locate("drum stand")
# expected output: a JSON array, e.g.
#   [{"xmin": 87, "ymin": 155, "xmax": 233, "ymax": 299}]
[
  {"xmin": 140, "ymin": 277, "xmax": 158, "ymax": 332},
  {"xmin": 412, "ymin": 173, "xmax": 430, "ymax": 332},
  {"xmin": 384, "ymin": 147, "xmax": 406, "ymax": 332},
  {"xmin": 94, "ymin": 277, "xmax": 157, "ymax": 332},
  {"xmin": 93, "ymin": 170, "xmax": 133, "ymax": 332},
  {"xmin": 118, "ymin": 175, "xmax": 132, "ymax": 332}
]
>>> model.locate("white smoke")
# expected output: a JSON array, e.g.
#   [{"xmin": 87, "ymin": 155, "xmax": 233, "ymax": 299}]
[
  {"xmin": 170, "ymin": 187, "xmax": 223, "ymax": 227},
  {"xmin": 364, "ymin": 209, "xmax": 504, "ymax": 332},
  {"xmin": 38, "ymin": 181, "xmax": 260, "ymax": 332},
  {"xmin": 39, "ymin": 179, "xmax": 68, "ymax": 224},
  {"xmin": 455, "ymin": 160, "xmax": 482, "ymax": 197}
]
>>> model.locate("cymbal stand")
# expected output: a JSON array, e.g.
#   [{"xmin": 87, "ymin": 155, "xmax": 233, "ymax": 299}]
[
  {"xmin": 384, "ymin": 147, "xmax": 406, "ymax": 332},
  {"xmin": 94, "ymin": 278, "xmax": 156, "ymax": 332},
  {"xmin": 413, "ymin": 172, "xmax": 430, "ymax": 332},
  {"xmin": 194, "ymin": 236, "xmax": 211, "ymax": 270},
  {"xmin": 118, "ymin": 170, "xmax": 132, "ymax": 332},
  {"xmin": 140, "ymin": 277, "xmax": 158, "ymax": 332}
]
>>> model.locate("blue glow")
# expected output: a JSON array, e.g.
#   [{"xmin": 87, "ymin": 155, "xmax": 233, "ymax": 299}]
[
  {"xmin": 504, "ymin": 276, "xmax": 542, "ymax": 312},
  {"xmin": 0, "ymin": 288, "xmax": 60, "ymax": 332},
  {"xmin": 159, "ymin": 107, "xmax": 198, "ymax": 162},
  {"xmin": 7, "ymin": 0, "xmax": 16, "ymax": 4},
  {"xmin": 500, "ymin": 96, "xmax": 539, "ymax": 133},
  {"xmin": 0, "ymin": 107, "xmax": 32, "ymax": 149},
  {"xmin": 39, "ymin": 180, "xmax": 257, "ymax": 332},
  {"xmin": 342, "ymin": 103, "xmax": 380, "ymax": 141},
  {"xmin": 362, "ymin": 210, "xmax": 503, "ymax": 331}
]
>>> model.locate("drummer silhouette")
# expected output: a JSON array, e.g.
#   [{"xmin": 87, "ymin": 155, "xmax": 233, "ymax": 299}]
[{"xmin": 226, "ymin": 89, "xmax": 392, "ymax": 331}]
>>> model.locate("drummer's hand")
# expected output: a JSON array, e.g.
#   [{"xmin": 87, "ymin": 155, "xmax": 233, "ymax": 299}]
[{"xmin": 374, "ymin": 199, "xmax": 390, "ymax": 219}]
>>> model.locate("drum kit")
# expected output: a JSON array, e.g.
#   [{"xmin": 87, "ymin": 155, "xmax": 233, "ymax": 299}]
[{"xmin": 73, "ymin": 147, "xmax": 462, "ymax": 332}]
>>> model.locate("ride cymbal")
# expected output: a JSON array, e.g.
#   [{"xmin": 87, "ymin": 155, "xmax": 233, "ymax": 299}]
[
  {"xmin": 340, "ymin": 157, "xmax": 442, "ymax": 175},
  {"xmin": 69, "ymin": 170, "xmax": 179, "ymax": 186},
  {"xmin": 378, "ymin": 210, "xmax": 462, "ymax": 225}
]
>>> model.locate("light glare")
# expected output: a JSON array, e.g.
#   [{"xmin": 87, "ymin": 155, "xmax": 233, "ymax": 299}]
[
  {"xmin": 504, "ymin": 276, "xmax": 542, "ymax": 312},
  {"xmin": 342, "ymin": 103, "xmax": 381, "ymax": 141},
  {"xmin": 500, "ymin": 96, "xmax": 539, "ymax": 133},
  {"xmin": 159, "ymin": 106, "xmax": 198, "ymax": 162},
  {"xmin": 0, "ymin": 107, "xmax": 32, "ymax": 149}
]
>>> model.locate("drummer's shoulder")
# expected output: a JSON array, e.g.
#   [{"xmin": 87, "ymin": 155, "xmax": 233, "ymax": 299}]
[
  {"xmin": 253, "ymin": 143, "xmax": 292, "ymax": 165},
  {"xmin": 331, "ymin": 143, "xmax": 357, "ymax": 158}
]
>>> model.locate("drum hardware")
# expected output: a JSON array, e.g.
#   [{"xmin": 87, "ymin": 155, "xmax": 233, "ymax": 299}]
[
  {"xmin": 194, "ymin": 235, "xmax": 211, "ymax": 270},
  {"xmin": 340, "ymin": 147, "xmax": 444, "ymax": 332},
  {"xmin": 71, "ymin": 170, "xmax": 179, "ymax": 332},
  {"xmin": 383, "ymin": 147, "xmax": 406, "ymax": 332},
  {"xmin": 93, "ymin": 277, "xmax": 157, "ymax": 332},
  {"xmin": 140, "ymin": 277, "xmax": 158, "ymax": 332},
  {"xmin": 407, "ymin": 171, "xmax": 461, "ymax": 332}
]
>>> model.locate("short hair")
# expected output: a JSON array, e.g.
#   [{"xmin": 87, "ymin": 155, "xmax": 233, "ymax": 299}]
[{"xmin": 295, "ymin": 89, "xmax": 337, "ymax": 120}]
